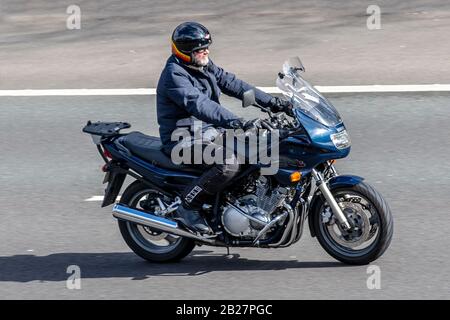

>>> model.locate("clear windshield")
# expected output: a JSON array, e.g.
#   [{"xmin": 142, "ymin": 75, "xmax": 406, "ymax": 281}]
[{"xmin": 276, "ymin": 58, "xmax": 342, "ymax": 127}]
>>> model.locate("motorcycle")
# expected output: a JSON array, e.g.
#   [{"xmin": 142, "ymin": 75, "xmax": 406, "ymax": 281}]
[{"xmin": 83, "ymin": 57, "xmax": 393, "ymax": 265}]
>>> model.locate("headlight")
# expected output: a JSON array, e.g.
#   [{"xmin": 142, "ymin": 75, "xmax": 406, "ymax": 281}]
[{"xmin": 331, "ymin": 130, "xmax": 351, "ymax": 149}]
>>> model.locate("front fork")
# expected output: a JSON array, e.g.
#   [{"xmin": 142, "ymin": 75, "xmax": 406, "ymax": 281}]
[{"xmin": 311, "ymin": 168, "xmax": 352, "ymax": 231}]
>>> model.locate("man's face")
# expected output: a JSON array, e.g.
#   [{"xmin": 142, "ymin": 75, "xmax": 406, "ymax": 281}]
[{"xmin": 192, "ymin": 48, "xmax": 209, "ymax": 67}]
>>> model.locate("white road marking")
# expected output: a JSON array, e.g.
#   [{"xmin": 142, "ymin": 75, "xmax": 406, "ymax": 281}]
[
  {"xmin": 313, "ymin": 84, "xmax": 450, "ymax": 93},
  {"xmin": 1, "ymin": 84, "xmax": 450, "ymax": 96},
  {"xmin": 261, "ymin": 84, "xmax": 450, "ymax": 93},
  {"xmin": 0, "ymin": 88, "xmax": 156, "ymax": 96},
  {"xmin": 85, "ymin": 195, "xmax": 121, "ymax": 202}
]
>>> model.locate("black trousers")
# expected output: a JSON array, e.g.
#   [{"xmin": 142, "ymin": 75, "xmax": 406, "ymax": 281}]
[{"xmin": 164, "ymin": 134, "xmax": 242, "ymax": 208}]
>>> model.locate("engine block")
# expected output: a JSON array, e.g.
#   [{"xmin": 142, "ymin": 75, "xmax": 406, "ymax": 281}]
[{"xmin": 221, "ymin": 177, "xmax": 289, "ymax": 238}]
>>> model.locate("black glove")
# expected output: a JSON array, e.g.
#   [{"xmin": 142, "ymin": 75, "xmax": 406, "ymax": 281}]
[
  {"xmin": 226, "ymin": 118, "xmax": 261, "ymax": 130},
  {"xmin": 226, "ymin": 118, "xmax": 245, "ymax": 129},
  {"xmin": 242, "ymin": 118, "xmax": 262, "ymax": 130},
  {"xmin": 269, "ymin": 97, "xmax": 294, "ymax": 116}
]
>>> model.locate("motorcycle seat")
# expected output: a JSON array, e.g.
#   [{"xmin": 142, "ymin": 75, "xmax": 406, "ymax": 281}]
[{"xmin": 119, "ymin": 132, "xmax": 203, "ymax": 174}]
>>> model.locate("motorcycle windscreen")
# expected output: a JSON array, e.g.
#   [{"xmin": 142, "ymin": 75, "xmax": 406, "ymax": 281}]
[{"xmin": 277, "ymin": 59, "xmax": 343, "ymax": 127}]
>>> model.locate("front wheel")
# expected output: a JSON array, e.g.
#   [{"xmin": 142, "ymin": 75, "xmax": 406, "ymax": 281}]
[
  {"xmin": 311, "ymin": 182, "xmax": 393, "ymax": 265},
  {"xmin": 117, "ymin": 181, "xmax": 196, "ymax": 263}
]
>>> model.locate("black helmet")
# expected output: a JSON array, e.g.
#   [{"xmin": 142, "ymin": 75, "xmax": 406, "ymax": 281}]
[{"xmin": 171, "ymin": 22, "xmax": 212, "ymax": 64}]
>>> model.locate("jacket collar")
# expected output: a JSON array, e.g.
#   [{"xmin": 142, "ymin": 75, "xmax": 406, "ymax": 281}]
[{"xmin": 169, "ymin": 55, "xmax": 212, "ymax": 76}]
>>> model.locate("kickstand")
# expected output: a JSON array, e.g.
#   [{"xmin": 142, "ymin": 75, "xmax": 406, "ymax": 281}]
[{"xmin": 225, "ymin": 247, "xmax": 233, "ymax": 259}]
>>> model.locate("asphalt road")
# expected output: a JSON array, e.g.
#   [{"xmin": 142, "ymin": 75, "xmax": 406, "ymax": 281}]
[
  {"xmin": 1, "ymin": 0, "xmax": 449, "ymax": 301},
  {"xmin": 1, "ymin": 93, "xmax": 449, "ymax": 299},
  {"xmin": 1, "ymin": 0, "xmax": 450, "ymax": 89}
]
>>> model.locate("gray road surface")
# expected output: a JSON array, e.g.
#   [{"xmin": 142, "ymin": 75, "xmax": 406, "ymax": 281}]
[
  {"xmin": 1, "ymin": 93, "xmax": 449, "ymax": 299},
  {"xmin": 1, "ymin": 0, "xmax": 450, "ymax": 89},
  {"xmin": 1, "ymin": 0, "xmax": 449, "ymax": 301}
]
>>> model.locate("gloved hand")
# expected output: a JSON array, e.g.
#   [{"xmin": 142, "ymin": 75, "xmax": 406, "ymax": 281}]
[
  {"xmin": 226, "ymin": 118, "xmax": 245, "ymax": 129},
  {"xmin": 243, "ymin": 118, "xmax": 262, "ymax": 130},
  {"xmin": 226, "ymin": 118, "xmax": 261, "ymax": 130},
  {"xmin": 269, "ymin": 97, "xmax": 294, "ymax": 116}
]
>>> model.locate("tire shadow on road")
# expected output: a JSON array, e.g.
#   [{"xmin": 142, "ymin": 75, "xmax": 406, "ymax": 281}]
[{"xmin": 0, "ymin": 250, "xmax": 356, "ymax": 282}]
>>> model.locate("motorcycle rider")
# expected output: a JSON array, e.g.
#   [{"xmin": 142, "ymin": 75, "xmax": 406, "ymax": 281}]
[{"xmin": 156, "ymin": 21, "xmax": 293, "ymax": 233}]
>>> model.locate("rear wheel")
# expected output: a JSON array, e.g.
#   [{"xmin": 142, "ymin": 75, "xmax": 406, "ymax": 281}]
[
  {"xmin": 117, "ymin": 181, "xmax": 195, "ymax": 263},
  {"xmin": 312, "ymin": 182, "xmax": 393, "ymax": 265}
]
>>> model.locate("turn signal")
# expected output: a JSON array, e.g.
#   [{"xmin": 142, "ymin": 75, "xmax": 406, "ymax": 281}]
[{"xmin": 290, "ymin": 171, "xmax": 302, "ymax": 183}]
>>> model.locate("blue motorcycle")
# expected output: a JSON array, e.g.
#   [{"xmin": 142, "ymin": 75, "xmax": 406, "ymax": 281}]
[{"xmin": 83, "ymin": 57, "xmax": 393, "ymax": 265}]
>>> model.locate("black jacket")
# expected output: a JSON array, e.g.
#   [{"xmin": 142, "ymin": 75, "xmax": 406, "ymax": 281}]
[{"xmin": 156, "ymin": 55, "xmax": 274, "ymax": 151}]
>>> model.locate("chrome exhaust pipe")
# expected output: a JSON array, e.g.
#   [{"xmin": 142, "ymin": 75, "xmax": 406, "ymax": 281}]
[
  {"xmin": 112, "ymin": 204, "xmax": 216, "ymax": 244},
  {"xmin": 268, "ymin": 202, "xmax": 295, "ymax": 247}
]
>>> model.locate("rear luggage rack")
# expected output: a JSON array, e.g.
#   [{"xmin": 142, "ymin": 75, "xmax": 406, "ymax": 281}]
[{"xmin": 82, "ymin": 121, "xmax": 131, "ymax": 137}]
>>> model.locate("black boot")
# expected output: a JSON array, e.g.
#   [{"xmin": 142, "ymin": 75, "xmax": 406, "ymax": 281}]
[
  {"xmin": 173, "ymin": 204, "xmax": 211, "ymax": 234},
  {"xmin": 173, "ymin": 182, "xmax": 213, "ymax": 233},
  {"xmin": 174, "ymin": 164, "xmax": 240, "ymax": 234}
]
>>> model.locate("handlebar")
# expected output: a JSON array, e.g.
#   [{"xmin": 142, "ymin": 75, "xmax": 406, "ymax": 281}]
[
  {"xmin": 260, "ymin": 119, "xmax": 275, "ymax": 130},
  {"xmin": 247, "ymin": 101, "xmax": 300, "ymax": 139}
]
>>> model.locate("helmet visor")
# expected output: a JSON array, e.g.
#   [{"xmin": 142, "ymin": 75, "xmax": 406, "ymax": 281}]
[{"xmin": 192, "ymin": 38, "xmax": 212, "ymax": 52}]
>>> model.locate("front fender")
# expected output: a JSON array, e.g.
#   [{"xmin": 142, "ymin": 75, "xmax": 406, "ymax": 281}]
[
  {"xmin": 308, "ymin": 174, "xmax": 364, "ymax": 237},
  {"xmin": 327, "ymin": 174, "xmax": 364, "ymax": 189}
]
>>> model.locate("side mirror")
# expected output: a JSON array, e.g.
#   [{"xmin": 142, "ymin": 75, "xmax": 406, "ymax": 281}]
[{"xmin": 242, "ymin": 89, "xmax": 256, "ymax": 108}]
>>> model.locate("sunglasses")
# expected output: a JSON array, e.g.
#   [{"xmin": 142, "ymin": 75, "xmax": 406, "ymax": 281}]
[{"xmin": 193, "ymin": 47, "xmax": 209, "ymax": 54}]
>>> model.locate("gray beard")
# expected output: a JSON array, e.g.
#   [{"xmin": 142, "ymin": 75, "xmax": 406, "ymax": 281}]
[{"xmin": 193, "ymin": 56, "xmax": 209, "ymax": 67}]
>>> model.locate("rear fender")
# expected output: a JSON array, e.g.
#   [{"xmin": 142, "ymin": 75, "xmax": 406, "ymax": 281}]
[{"xmin": 101, "ymin": 162, "xmax": 128, "ymax": 207}]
